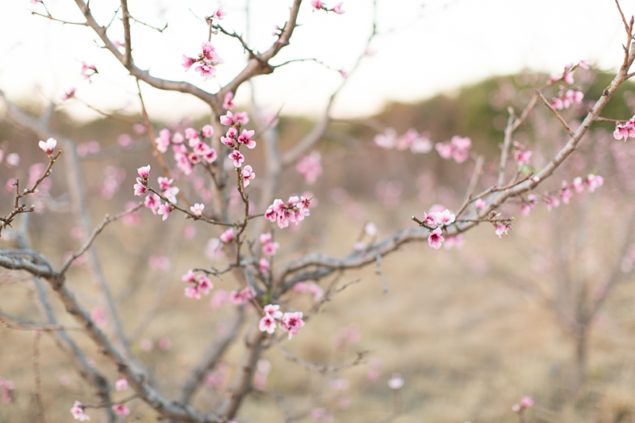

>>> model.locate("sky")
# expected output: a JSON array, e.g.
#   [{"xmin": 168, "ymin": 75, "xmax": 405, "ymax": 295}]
[{"xmin": 0, "ymin": 0, "xmax": 632, "ymax": 123}]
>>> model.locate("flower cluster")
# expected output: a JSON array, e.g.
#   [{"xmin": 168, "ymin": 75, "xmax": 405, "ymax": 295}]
[
  {"xmin": 38, "ymin": 138, "xmax": 57, "ymax": 155},
  {"xmin": 264, "ymin": 195, "xmax": 313, "ymax": 229},
  {"xmin": 551, "ymin": 88, "xmax": 584, "ymax": 110},
  {"xmin": 546, "ymin": 173, "xmax": 603, "ymax": 211},
  {"xmin": 182, "ymin": 270, "xmax": 213, "ymax": 299},
  {"xmin": 260, "ymin": 233, "xmax": 279, "ymax": 257},
  {"xmin": 311, "ymin": 0, "xmax": 344, "ymax": 14},
  {"xmin": 258, "ymin": 304, "xmax": 305, "ymax": 339},
  {"xmin": 133, "ymin": 165, "xmax": 151, "ymax": 196},
  {"xmin": 435, "ymin": 136, "xmax": 471, "ymax": 163},
  {"xmin": 417, "ymin": 207, "xmax": 456, "ymax": 250},
  {"xmin": 155, "ymin": 125, "xmax": 217, "ymax": 176},
  {"xmin": 70, "ymin": 401, "xmax": 90, "ymax": 421},
  {"xmin": 182, "ymin": 41, "xmax": 220, "ymax": 79},
  {"xmin": 136, "ymin": 170, "xmax": 180, "ymax": 222},
  {"xmin": 613, "ymin": 115, "xmax": 635, "ymax": 141},
  {"xmin": 374, "ymin": 128, "xmax": 432, "ymax": 153},
  {"xmin": 219, "ymin": 110, "xmax": 259, "ymax": 187},
  {"xmin": 296, "ymin": 151, "xmax": 323, "ymax": 184}
]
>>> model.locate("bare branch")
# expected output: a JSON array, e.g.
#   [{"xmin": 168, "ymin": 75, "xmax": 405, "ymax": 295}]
[
  {"xmin": 121, "ymin": 0, "xmax": 133, "ymax": 67},
  {"xmin": 180, "ymin": 308, "xmax": 246, "ymax": 405},
  {"xmin": 536, "ymin": 90, "xmax": 575, "ymax": 137},
  {"xmin": 59, "ymin": 204, "xmax": 143, "ymax": 275},
  {"xmin": 72, "ymin": 0, "xmax": 221, "ymax": 113}
]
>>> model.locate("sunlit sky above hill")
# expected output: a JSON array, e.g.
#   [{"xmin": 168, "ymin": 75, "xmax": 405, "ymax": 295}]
[{"xmin": 0, "ymin": 0, "xmax": 632, "ymax": 122}]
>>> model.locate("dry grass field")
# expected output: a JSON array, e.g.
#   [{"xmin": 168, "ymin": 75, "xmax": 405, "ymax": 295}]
[{"xmin": 2, "ymin": 195, "xmax": 635, "ymax": 423}]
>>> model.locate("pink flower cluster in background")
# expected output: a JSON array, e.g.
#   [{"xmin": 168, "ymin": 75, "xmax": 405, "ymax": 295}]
[{"xmin": 182, "ymin": 269, "xmax": 213, "ymax": 299}]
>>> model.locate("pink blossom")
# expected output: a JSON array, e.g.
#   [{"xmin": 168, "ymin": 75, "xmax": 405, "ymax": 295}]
[
  {"xmin": 182, "ymin": 270, "xmax": 213, "ymax": 299},
  {"xmin": 157, "ymin": 203, "xmax": 172, "ymax": 221},
  {"xmin": 260, "ymin": 232, "xmax": 279, "ymax": 256},
  {"xmin": 80, "ymin": 62, "xmax": 98, "ymax": 82},
  {"xmin": 201, "ymin": 124, "xmax": 214, "ymax": 138},
  {"xmin": 551, "ymin": 89, "xmax": 584, "ymax": 110},
  {"xmin": 311, "ymin": 0, "xmax": 324, "ymax": 11},
  {"xmin": 184, "ymin": 42, "xmax": 220, "ymax": 79},
  {"xmin": 560, "ymin": 180, "xmax": 573, "ymax": 204},
  {"xmin": 258, "ymin": 315, "xmax": 277, "ymax": 335},
  {"xmin": 332, "ymin": 2, "xmax": 345, "ymax": 14},
  {"xmin": 182, "ymin": 55, "xmax": 195, "ymax": 70},
  {"xmin": 520, "ymin": 396, "xmax": 534, "ymax": 408},
  {"xmin": 220, "ymin": 111, "xmax": 249, "ymax": 126},
  {"xmin": 494, "ymin": 222, "xmax": 509, "ymax": 238},
  {"xmin": 213, "ymin": 7, "xmax": 226, "ymax": 20},
  {"xmin": 155, "ymin": 129, "xmax": 171, "ymax": 153},
  {"xmin": 70, "ymin": 401, "xmax": 90, "ymax": 421},
  {"xmin": 613, "ymin": 118, "xmax": 635, "ymax": 141},
  {"xmin": 264, "ymin": 304, "xmax": 283, "ymax": 319},
  {"xmin": 586, "ymin": 173, "xmax": 604, "ymax": 192},
  {"xmin": 115, "ymin": 377, "xmax": 128, "ymax": 391},
  {"xmin": 231, "ymin": 287, "xmax": 254, "ymax": 305},
  {"xmin": 230, "ymin": 150, "xmax": 245, "ymax": 168},
  {"xmin": 190, "ymin": 203, "xmax": 205, "ymax": 216},
  {"xmin": 237, "ymin": 129, "xmax": 256, "ymax": 149},
  {"xmin": 220, "ymin": 228, "xmax": 235, "ymax": 244},
  {"xmin": 512, "ymin": 395, "xmax": 534, "ymax": 414},
  {"xmin": 264, "ymin": 195, "xmax": 313, "ymax": 229},
  {"xmin": 112, "ymin": 404, "xmax": 130, "ymax": 417},
  {"xmin": 475, "ymin": 199, "xmax": 486, "ymax": 211},
  {"xmin": 262, "ymin": 241, "xmax": 279, "ymax": 256},
  {"xmin": 428, "ymin": 228, "xmax": 444, "ymax": 249},
  {"xmin": 421, "ymin": 207, "xmax": 455, "ymax": 228},
  {"xmin": 38, "ymin": 138, "xmax": 57, "ymax": 155},
  {"xmin": 572, "ymin": 176, "xmax": 585, "ymax": 193},
  {"xmin": 184, "ymin": 127, "xmax": 199, "ymax": 140},
  {"xmin": 512, "ymin": 142, "xmax": 532, "ymax": 166},
  {"xmin": 281, "ymin": 311, "xmax": 305, "ymax": 339},
  {"xmin": 296, "ymin": 152, "xmax": 322, "ymax": 184},
  {"xmin": 62, "ymin": 87, "xmax": 76, "ymax": 101},
  {"xmin": 223, "ymin": 92, "xmax": 236, "ymax": 110},
  {"xmin": 408, "ymin": 131, "xmax": 433, "ymax": 153},
  {"xmin": 137, "ymin": 165, "xmax": 151, "ymax": 179},
  {"xmin": 133, "ymin": 182, "xmax": 147, "ymax": 197},
  {"xmin": 144, "ymin": 194, "xmax": 160, "ymax": 214},
  {"xmin": 545, "ymin": 195, "xmax": 560, "ymax": 211},
  {"xmin": 0, "ymin": 378, "xmax": 15, "ymax": 404},
  {"xmin": 435, "ymin": 136, "xmax": 471, "ymax": 163}
]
